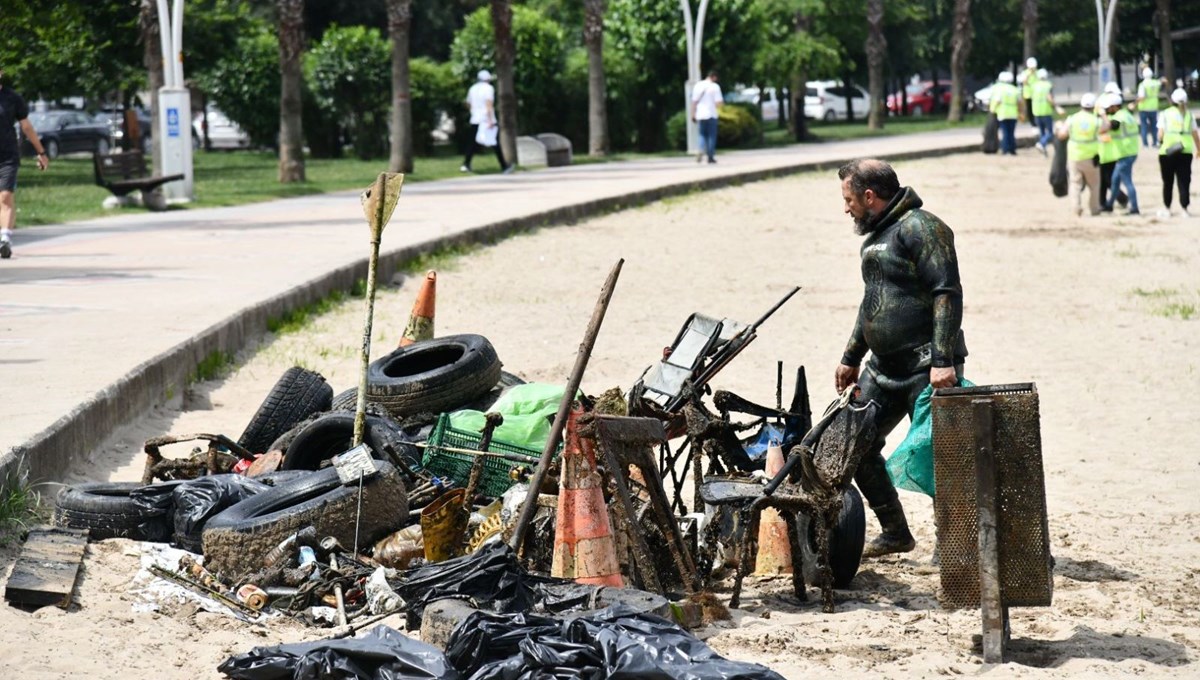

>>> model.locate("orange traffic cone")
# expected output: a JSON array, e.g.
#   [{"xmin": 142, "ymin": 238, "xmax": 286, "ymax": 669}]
[
  {"xmin": 754, "ymin": 442, "xmax": 793, "ymax": 575},
  {"xmin": 399, "ymin": 270, "xmax": 436, "ymax": 347},
  {"xmin": 551, "ymin": 404, "xmax": 623, "ymax": 587}
]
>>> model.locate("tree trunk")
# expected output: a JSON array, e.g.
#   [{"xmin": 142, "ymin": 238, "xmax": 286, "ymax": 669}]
[
  {"xmin": 866, "ymin": 0, "xmax": 886, "ymax": 130},
  {"xmin": 789, "ymin": 12, "xmax": 811, "ymax": 142},
  {"xmin": 491, "ymin": 0, "xmax": 518, "ymax": 167},
  {"xmin": 1157, "ymin": 0, "xmax": 1174, "ymax": 88},
  {"xmin": 584, "ymin": 0, "xmax": 608, "ymax": 156},
  {"xmin": 139, "ymin": 0, "xmax": 164, "ymax": 174},
  {"xmin": 948, "ymin": 0, "xmax": 973, "ymax": 123},
  {"xmin": 387, "ymin": 0, "xmax": 414, "ymax": 173},
  {"xmin": 277, "ymin": 0, "xmax": 306, "ymax": 183},
  {"xmin": 1022, "ymin": 0, "xmax": 1038, "ymax": 61},
  {"xmin": 778, "ymin": 84, "xmax": 788, "ymax": 129}
]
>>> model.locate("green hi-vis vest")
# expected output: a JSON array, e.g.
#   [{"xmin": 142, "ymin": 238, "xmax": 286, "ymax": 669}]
[
  {"xmin": 1111, "ymin": 109, "xmax": 1139, "ymax": 159},
  {"xmin": 991, "ymin": 83, "xmax": 1019, "ymax": 120},
  {"xmin": 1031, "ymin": 80, "xmax": 1053, "ymax": 117},
  {"xmin": 1022, "ymin": 70, "xmax": 1038, "ymax": 99},
  {"xmin": 1067, "ymin": 110, "xmax": 1100, "ymax": 161},
  {"xmin": 1138, "ymin": 79, "xmax": 1162, "ymax": 112},
  {"xmin": 1159, "ymin": 107, "xmax": 1196, "ymax": 156}
]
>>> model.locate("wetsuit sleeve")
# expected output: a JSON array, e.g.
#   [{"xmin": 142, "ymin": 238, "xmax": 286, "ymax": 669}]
[
  {"xmin": 902, "ymin": 217, "xmax": 963, "ymax": 367},
  {"xmin": 840, "ymin": 306, "xmax": 869, "ymax": 367}
]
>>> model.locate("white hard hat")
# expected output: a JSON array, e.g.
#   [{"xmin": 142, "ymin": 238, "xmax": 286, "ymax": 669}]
[
  {"xmin": 1103, "ymin": 93, "xmax": 1123, "ymax": 109},
  {"xmin": 1027, "ymin": 57, "xmax": 1038, "ymax": 69},
  {"xmin": 1037, "ymin": 68, "xmax": 1049, "ymax": 80},
  {"xmin": 1103, "ymin": 81, "xmax": 1121, "ymax": 95},
  {"xmin": 1080, "ymin": 92, "xmax": 1096, "ymax": 109},
  {"xmin": 1143, "ymin": 67, "xmax": 1154, "ymax": 79},
  {"xmin": 476, "ymin": 69, "xmax": 494, "ymax": 82},
  {"xmin": 999, "ymin": 71, "xmax": 1014, "ymax": 83},
  {"xmin": 1172, "ymin": 88, "xmax": 1188, "ymax": 104}
]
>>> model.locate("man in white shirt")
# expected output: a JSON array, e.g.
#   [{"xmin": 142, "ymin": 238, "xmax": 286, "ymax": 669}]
[
  {"xmin": 690, "ymin": 70, "xmax": 723, "ymax": 164},
  {"xmin": 461, "ymin": 69, "xmax": 511, "ymax": 174}
]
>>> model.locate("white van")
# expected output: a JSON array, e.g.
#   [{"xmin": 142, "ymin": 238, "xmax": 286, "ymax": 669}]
[{"xmin": 805, "ymin": 81, "xmax": 870, "ymax": 121}]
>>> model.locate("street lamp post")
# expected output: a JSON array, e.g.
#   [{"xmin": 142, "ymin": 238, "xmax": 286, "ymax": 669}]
[
  {"xmin": 680, "ymin": 0, "xmax": 710, "ymax": 155},
  {"xmin": 155, "ymin": 0, "xmax": 194, "ymax": 202},
  {"xmin": 1095, "ymin": 0, "xmax": 1119, "ymax": 89}
]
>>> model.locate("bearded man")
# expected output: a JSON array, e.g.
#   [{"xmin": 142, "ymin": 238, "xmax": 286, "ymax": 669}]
[{"xmin": 834, "ymin": 158, "xmax": 967, "ymax": 558}]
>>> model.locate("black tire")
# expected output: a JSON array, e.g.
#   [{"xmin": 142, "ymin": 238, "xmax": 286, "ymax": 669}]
[
  {"xmin": 53, "ymin": 482, "xmax": 171, "ymax": 541},
  {"xmin": 798, "ymin": 485, "xmax": 866, "ymax": 589},
  {"xmin": 279, "ymin": 411, "xmax": 413, "ymax": 471},
  {"xmin": 96, "ymin": 137, "xmax": 110, "ymax": 154},
  {"xmin": 237, "ymin": 367, "xmax": 333, "ymax": 454},
  {"xmin": 202, "ymin": 461, "xmax": 408, "ymax": 578},
  {"xmin": 329, "ymin": 387, "xmax": 390, "ymax": 413},
  {"xmin": 44, "ymin": 138, "xmax": 60, "ymax": 159},
  {"xmin": 170, "ymin": 471, "xmax": 312, "ymax": 553},
  {"xmin": 365, "ymin": 335, "xmax": 501, "ymax": 419}
]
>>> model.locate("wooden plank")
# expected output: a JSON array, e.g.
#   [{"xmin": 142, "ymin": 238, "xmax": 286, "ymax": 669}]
[
  {"xmin": 973, "ymin": 399, "xmax": 1006, "ymax": 664},
  {"xmin": 4, "ymin": 526, "xmax": 88, "ymax": 609}
]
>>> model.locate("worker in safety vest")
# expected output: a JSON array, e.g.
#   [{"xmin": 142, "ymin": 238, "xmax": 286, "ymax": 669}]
[
  {"xmin": 1056, "ymin": 92, "xmax": 1109, "ymax": 216},
  {"xmin": 1137, "ymin": 67, "xmax": 1164, "ymax": 148},
  {"xmin": 990, "ymin": 71, "xmax": 1021, "ymax": 155},
  {"xmin": 1095, "ymin": 83, "xmax": 1127, "ymax": 210},
  {"xmin": 1021, "ymin": 57, "xmax": 1039, "ymax": 127},
  {"xmin": 1031, "ymin": 69, "xmax": 1063, "ymax": 155},
  {"xmin": 1103, "ymin": 93, "xmax": 1140, "ymax": 215},
  {"xmin": 1156, "ymin": 88, "xmax": 1200, "ymax": 218}
]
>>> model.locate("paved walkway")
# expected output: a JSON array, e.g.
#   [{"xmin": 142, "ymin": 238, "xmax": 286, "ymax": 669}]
[{"xmin": 0, "ymin": 127, "xmax": 1021, "ymax": 482}]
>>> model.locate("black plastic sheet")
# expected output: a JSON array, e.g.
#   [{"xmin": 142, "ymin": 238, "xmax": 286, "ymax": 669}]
[
  {"xmin": 445, "ymin": 604, "xmax": 785, "ymax": 680},
  {"xmin": 173, "ymin": 474, "xmax": 268, "ymax": 539},
  {"xmin": 218, "ymin": 625, "xmax": 459, "ymax": 680}
]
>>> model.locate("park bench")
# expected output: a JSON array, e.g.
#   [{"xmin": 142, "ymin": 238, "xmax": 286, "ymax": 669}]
[{"xmin": 93, "ymin": 150, "xmax": 183, "ymax": 211}]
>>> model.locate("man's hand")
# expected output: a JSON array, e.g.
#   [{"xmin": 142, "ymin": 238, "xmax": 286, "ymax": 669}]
[
  {"xmin": 835, "ymin": 363, "xmax": 859, "ymax": 394},
  {"xmin": 36, "ymin": 154, "xmax": 49, "ymax": 171},
  {"xmin": 930, "ymin": 365, "xmax": 957, "ymax": 389}
]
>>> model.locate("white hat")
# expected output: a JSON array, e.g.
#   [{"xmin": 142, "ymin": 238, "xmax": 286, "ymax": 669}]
[
  {"xmin": 1143, "ymin": 67, "xmax": 1154, "ymax": 79},
  {"xmin": 1103, "ymin": 81, "xmax": 1121, "ymax": 95},
  {"xmin": 476, "ymin": 69, "xmax": 494, "ymax": 82},
  {"xmin": 1102, "ymin": 93, "xmax": 1123, "ymax": 109},
  {"xmin": 1027, "ymin": 57, "xmax": 1038, "ymax": 69},
  {"xmin": 999, "ymin": 71, "xmax": 1014, "ymax": 83},
  {"xmin": 1037, "ymin": 68, "xmax": 1048, "ymax": 80},
  {"xmin": 1171, "ymin": 88, "xmax": 1188, "ymax": 104},
  {"xmin": 1080, "ymin": 92, "xmax": 1096, "ymax": 109}
]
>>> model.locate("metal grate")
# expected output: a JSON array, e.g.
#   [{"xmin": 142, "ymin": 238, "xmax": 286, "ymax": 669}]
[{"xmin": 932, "ymin": 383, "xmax": 1053, "ymax": 609}]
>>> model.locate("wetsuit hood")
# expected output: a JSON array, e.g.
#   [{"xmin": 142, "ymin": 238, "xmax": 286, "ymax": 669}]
[{"xmin": 870, "ymin": 187, "xmax": 923, "ymax": 233}]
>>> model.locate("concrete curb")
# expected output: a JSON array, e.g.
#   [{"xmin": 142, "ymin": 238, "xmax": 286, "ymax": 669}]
[{"xmin": 1, "ymin": 138, "xmax": 1017, "ymax": 489}]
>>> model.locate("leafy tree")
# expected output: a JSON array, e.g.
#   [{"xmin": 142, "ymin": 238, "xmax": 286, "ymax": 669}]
[
  {"xmin": 752, "ymin": 0, "xmax": 840, "ymax": 140},
  {"xmin": 410, "ymin": 58, "xmax": 465, "ymax": 155},
  {"xmin": 196, "ymin": 28, "xmax": 282, "ymax": 148},
  {"xmin": 306, "ymin": 26, "xmax": 392, "ymax": 160}
]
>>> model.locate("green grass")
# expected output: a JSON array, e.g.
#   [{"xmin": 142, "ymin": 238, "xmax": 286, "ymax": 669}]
[
  {"xmin": 763, "ymin": 112, "xmax": 989, "ymax": 145},
  {"xmin": 1131, "ymin": 287, "xmax": 1178, "ymax": 298},
  {"xmin": 267, "ymin": 288, "xmax": 360, "ymax": 336},
  {"xmin": 191, "ymin": 349, "xmax": 236, "ymax": 383},
  {"xmin": 0, "ymin": 483, "xmax": 42, "ymax": 545},
  {"xmin": 402, "ymin": 241, "xmax": 485, "ymax": 275},
  {"xmin": 1155, "ymin": 303, "xmax": 1196, "ymax": 320}
]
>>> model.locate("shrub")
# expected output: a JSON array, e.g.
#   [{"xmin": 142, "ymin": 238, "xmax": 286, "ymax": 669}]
[
  {"xmin": 196, "ymin": 27, "xmax": 280, "ymax": 148},
  {"xmin": 410, "ymin": 58, "xmax": 463, "ymax": 156},
  {"xmin": 666, "ymin": 104, "xmax": 762, "ymax": 151},
  {"xmin": 305, "ymin": 25, "xmax": 391, "ymax": 160}
]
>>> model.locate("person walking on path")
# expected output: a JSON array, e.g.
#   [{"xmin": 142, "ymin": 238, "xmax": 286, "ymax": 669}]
[
  {"xmin": 1031, "ymin": 69, "xmax": 1062, "ymax": 155},
  {"xmin": 1156, "ymin": 88, "xmax": 1200, "ymax": 218},
  {"xmin": 1137, "ymin": 67, "xmax": 1164, "ymax": 148},
  {"xmin": 1097, "ymin": 91, "xmax": 1128, "ymax": 213},
  {"xmin": 1105, "ymin": 93, "xmax": 1141, "ymax": 215},
  {"xmin": 1058, "ymin": 92, "xmax": 1108, "ymax": 217},
  {"xmin": 834, "ymin": 158, "xmax": 967, "ymax": 559},
  {"xmin": 460, "ymin": 69, "xmax": 512, "ymax": 175},
  {"xmin": 1021, "ymin": 57, "xmax": 1040, "ymax": 128},
  {"xmin": 691, "ymin": 70, "xmax": 723, "ymax": 164},
  {"xmin": 990, "ymin": 71, "xmax": 1021, "ymax": 156},
  {"xmin": 0, "ymin": 69, "xmax": 50, "ymax": 259}
]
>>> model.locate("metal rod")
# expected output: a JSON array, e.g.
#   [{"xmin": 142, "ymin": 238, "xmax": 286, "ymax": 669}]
[
  {"xmin": 330, "ymin": 553, "xmax": 349, "ymax": 627},
  {"xmin": 510, "ymin": 259, "xmax": 625, "ymax": 551},
  {"xmin": 354, "ymin": 174, "xmax": 388, "ymax": 446},
  {"xmin": 354, "ymin": 470, "xmax": 364, "ymax": 557},
  {"xmin": 973, "ymin": 398, "xmax": 1007, "ymax": 664},
  {"xmin": 463, "ymin": 413, "xmax": 504, "ymax": 502}
]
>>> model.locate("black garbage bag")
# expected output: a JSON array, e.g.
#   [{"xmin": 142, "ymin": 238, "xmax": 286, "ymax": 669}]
[
  {"xmin": 982, "ymin": 113, "xmax": 999, "ymax": 154},
  {"xmin": 173, "ymin": 474, "xmax": 268, "ymax": 551},
  {"xmin": 1049, "ymin": 137, "xmax": 1069, "ymax": 197},
  {"xmin": 445, "ymin": 604, "xmax": 785, "ymax": 680},
  {"xmin": 218, "ymin": 625, "xmax": 459, "ymax": 680}
]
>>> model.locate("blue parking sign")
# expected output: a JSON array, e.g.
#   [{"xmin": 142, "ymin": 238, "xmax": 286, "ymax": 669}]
[{"xmin": 167, "ymin": 108, "xmax": 180, "ymax": 137}]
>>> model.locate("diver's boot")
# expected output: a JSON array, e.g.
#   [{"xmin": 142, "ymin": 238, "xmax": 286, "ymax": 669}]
[{"xmin": 862, "ymin": 501, "xmax": 916, "ymax": 559}]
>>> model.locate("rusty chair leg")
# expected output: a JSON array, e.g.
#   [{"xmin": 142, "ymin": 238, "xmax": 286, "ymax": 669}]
[
  {"xmin": 728, "ymin": 503, "xmax": 762, "ymax": 610},
  {"xmin": 782, "ymin": 510, "xmax": 807, "ymax": 603}
]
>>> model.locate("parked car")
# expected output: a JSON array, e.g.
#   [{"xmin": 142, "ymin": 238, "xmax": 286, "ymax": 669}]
[
  {"xmin": 93, "ymin": 108, "xmax": 155, "ymax": 154},
  {"xmin": 804, "ymin": 81, "xmax": 869, "ymax": 121},
  {"xmin": 887, "ymin": 81, "xmax": 953, "ymax": 116},
  {"xmin": 728, "ymin": 86, "xmax": 790, "ymax": 122},
  {"xmin": 20, "ymin": 110, "xmax": 114, "ymax": 158},
  {"xmin": 193, "ymin": 105, "xmax": 251, "ymax": 150}
]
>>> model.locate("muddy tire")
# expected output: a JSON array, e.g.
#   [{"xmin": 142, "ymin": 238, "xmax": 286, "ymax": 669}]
[
  {"xmin": 365, "ymin": 335, "xmax": 501, "ymax": 419},
  {"xmin": 279, "ymin": 411, "xmax": 410, "ymax": 471},
  {"xmin": 53, "ymin": 482, "xmax": 171, "ymax": 541},
  {"xmin": 202, "ymin": 461, "xmax": 407, "ymax": 579},
  {"xmin": 237, "ymin": 367, "xmax": 334, "ymax": 455},
  {"xmin": 798, "ymin": 485, "xmax": 866, "ymax": 589}
]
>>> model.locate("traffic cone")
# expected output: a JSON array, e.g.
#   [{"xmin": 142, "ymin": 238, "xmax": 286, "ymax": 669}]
[
  {"xmin": 399, "ymin": 270, "xmax": 436, "ymax": 347},
  {"xmin": 551, "ymin": 403, "xmax": 623, "ymax": 587},
  {"xmin": 754, "ymin": 442, "xmax": 793, "ymax": 575}
]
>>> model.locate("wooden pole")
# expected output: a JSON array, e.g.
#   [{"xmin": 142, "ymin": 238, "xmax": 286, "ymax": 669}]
[{"xmin": 974, "ymin": 397, "xmax": 1008, "ymax": 664}]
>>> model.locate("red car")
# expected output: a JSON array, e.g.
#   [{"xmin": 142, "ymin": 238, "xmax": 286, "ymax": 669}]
[{"xmin": 887, "ymin": 81, "xmax": 953, "ymax": 116}]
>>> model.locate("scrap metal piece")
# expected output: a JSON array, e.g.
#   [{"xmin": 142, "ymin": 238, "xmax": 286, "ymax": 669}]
[{"xmin": 141, "ymin": 432, "xmax": 250, "ymax": 484}]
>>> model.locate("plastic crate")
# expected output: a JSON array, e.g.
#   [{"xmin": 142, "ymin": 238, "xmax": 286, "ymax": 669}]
[{"xmin": 421, "ymin": 413, "xmax": 558, "ymax": 498}]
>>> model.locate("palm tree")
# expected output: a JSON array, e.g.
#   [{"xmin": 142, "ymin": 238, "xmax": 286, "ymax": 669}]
[
  {"xmin": 387, "ymin": 0, "xmax": 414, "ymax": 173},
  {"xmin": 139, "ymin": 0, "xmax": 164, "ymax": 173},
  {"xmin": 277, "ymin": 0, "xmax": 306, "ymax": 182},
  {"xmin": 1157, "ymin": 0, "xmax": 1174, "ymax": 86},
  {"xmin": 947, "ymin": 0, "xmax": 972, "ymax": 123},
  {"xmin": 491, "ymin": 0, "xmax": 519, "ymax": 167},
  {"xmin": 865, "ymin": 0, "xmax": 886, "ymax": 130},
  {"xmin": 789, "ymin": 12, "xmax": 812, "ymax": 142},
  {"xmin": 584, "ymin": 0, "xmax": 608, "ymax": 156},
  {"xmin": 1022, "ymin": 0, "xmax": 1037, "ymax": 61}
]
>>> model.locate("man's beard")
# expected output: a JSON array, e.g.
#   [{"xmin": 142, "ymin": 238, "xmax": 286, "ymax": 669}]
[{"xmin": 853, "ymin": 208, "xmax": 880, "ymax": 235}]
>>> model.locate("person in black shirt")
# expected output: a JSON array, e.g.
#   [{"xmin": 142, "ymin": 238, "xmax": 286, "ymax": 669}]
[
  {"xmin": 0, "ymin": 68, "xmax": 50, "ymax": 259},
  {"xmin": 834, "ymin": 159, "xmax": 967, "ymax": 558}
]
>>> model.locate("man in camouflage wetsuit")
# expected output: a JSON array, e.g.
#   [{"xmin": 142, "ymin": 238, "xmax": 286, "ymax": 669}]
[{"xmin": 834, "ymin": 159, "xmax": 966, "ymax": 558}]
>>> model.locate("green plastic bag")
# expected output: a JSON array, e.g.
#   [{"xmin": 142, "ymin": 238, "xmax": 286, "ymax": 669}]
[
  {"xmin": 448, "ymin": 383, "xmax": 578, "ymax": 451},
  {"xmin": 885, "ymin": 378, "xmax": 974, "ymax": 497}
]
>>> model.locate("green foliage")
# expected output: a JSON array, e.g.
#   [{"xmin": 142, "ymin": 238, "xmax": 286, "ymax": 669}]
[
  {"xmin": 0, "ymin": 482, "xmax": 40, "ymax": 544},
  {"xmin": 411, "ymin": 58, "xmax": 465, "ymax": 155},
  {"xmin": 192, "ymin": 350, "xmax": 235, "ymax": 383},
  {"xmin": 306, "ymin": 25, "xmax": 392, "ymax": 160},
  {"xmin": 665, "ymin": 104, "xmax": 762, "ymax": 151},
  {"xmin": 559, "ymin": 42, "xmax": 640, "ymax": 152},
  {"xmin": 450, "ymin": 6, "xmax": 568, "ymax": 136},
  {"xmin": 268, "ymin": 291, "xmax": 349, "ymax": 336},
  {"xmin": 197, "ymin": 27, "xmax": 282, "ymax": 148}
]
